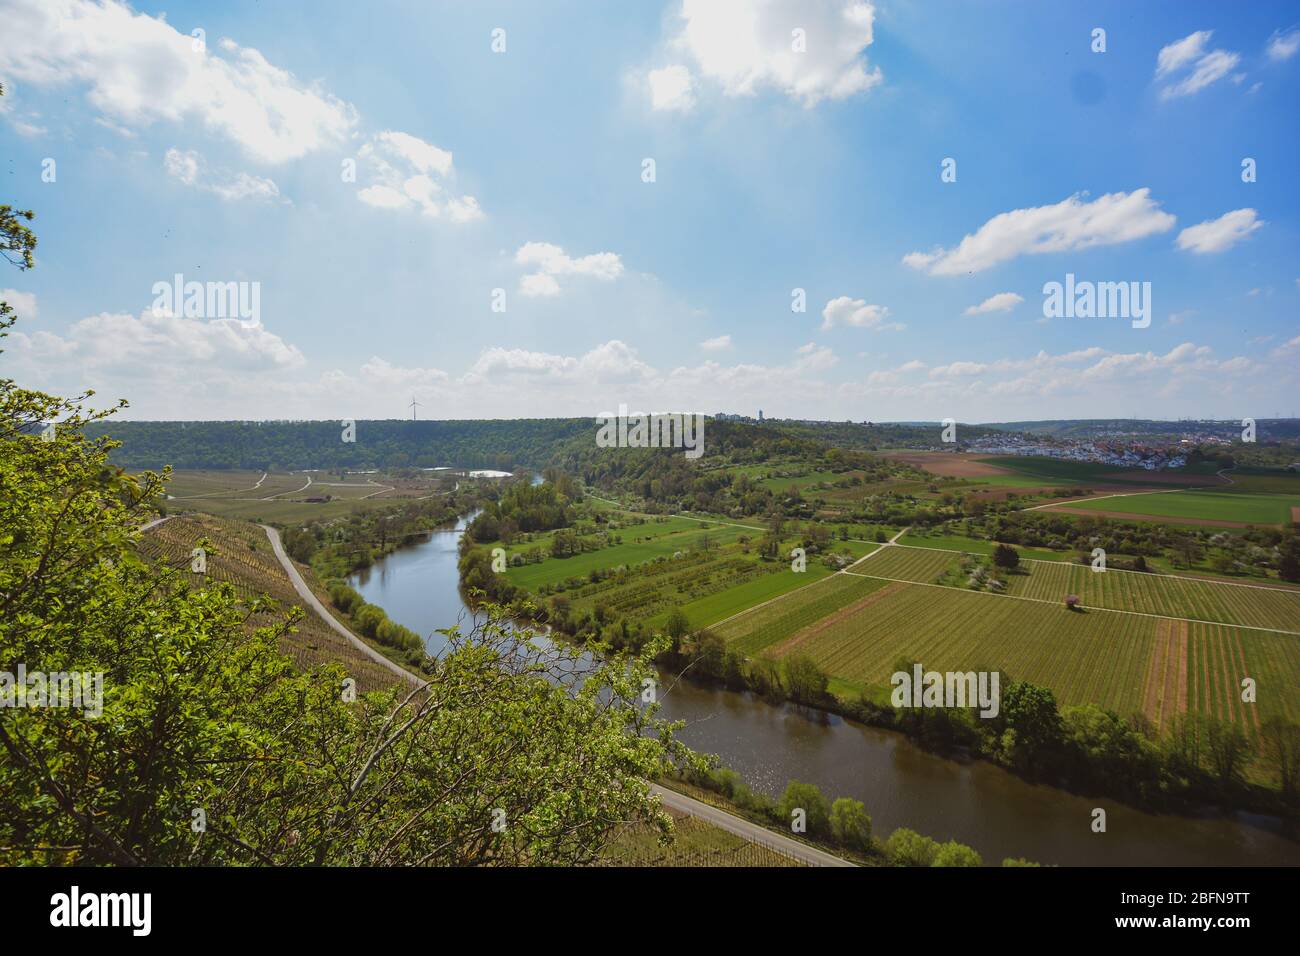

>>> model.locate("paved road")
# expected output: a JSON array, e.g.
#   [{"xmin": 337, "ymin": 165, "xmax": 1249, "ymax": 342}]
[
  {"xmin": 260, "ymin": 524, "xmax": 424, "ymax": 686},
  {"xmin": 650, "ymin": 784, "xmax": 854, "ymax": 867}
]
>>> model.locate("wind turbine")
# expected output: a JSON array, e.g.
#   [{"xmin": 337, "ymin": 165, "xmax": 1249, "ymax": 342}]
[{"xmin": 409, "ymin": 397, "xmax": 422, "ymax": 421}]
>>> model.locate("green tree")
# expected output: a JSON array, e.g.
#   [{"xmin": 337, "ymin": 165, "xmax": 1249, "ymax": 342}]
[
  {"xmin": 1259, "ymin": 717, "xmax": 1300, "ymax": 803},
  {"xmin": 829, "ymin": 797, "xmax": 872, "ymax": 850},
  {"xmin": 992, "ymin": 543, "xmax": 1020, "ymax": 570},
  {"xmin": 776, "ymin": 781, "xmax": 830, "ymax": 838},
  {"xmin": 886, "ymin": 828, "xmax": 939, "ymax": 867},
  {"xmin": 783, "ymin": 654, "xmax": 829, "ymax": 704},
  {"xmin": 932, "ymin": 840, "xmax": 982, "ymax": 867},
  {"xmin": 0, "ymin": 206, "xmax": 698, "ymax": 864},
  {"xmin": 664, "ymin": 607, "xmax": 690, "ymax": 644},
  {"xmin": 995, "ymin": 680, "xmax": 1063, "ymax": 773}
]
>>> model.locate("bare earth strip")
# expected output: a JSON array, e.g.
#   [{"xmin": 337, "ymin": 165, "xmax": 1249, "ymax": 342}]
[
  {"xmin": 1143, "ymin": 620, "xmax": 1187, "ymax": 731},
  {"xmin": 1292, "ymin": 506, "xmax": 1300, "ymax": 523},
  {"xmin": 767, "ymin": 582, "xmax": 906, "ymax": 659},
  {"xmin": 885, "ymin": 452, "xmax": 1013, "ymax": 478},
  {"xmin": 1142, "ymin": 622, "xmax": 1169, "ymax": 728}
]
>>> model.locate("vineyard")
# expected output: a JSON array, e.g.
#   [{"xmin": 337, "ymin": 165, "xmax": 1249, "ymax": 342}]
[
  {"xmin": 712, "ymin": 555, "xmax": 1300, "ymax": 734},
  {"xmin": 714, "ymin": 573, "xmax": 890, "ymax": 656},
  {"xmin": 851, "ymin": 545, "xmax": 1300, "ymax": 634},
  {"xmin": 597, "ymin": 814, "xmax": 802, "ymax": 867},
  {"xmin": 137, "ymin": 515, "xmax": 406, "ymax": 694}
]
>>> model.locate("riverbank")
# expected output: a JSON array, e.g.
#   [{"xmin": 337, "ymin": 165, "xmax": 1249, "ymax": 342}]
[{"xmin": 347, "ymin": 509, "xmax": 1300, "ymax": 866}]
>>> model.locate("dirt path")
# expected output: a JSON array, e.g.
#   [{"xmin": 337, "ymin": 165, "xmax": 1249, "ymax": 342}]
[
  {"xmin": 1025, "ymin": 465, "xmax": 1237, "ymax": 514},
  {"xmin": 260, "ymin": 524, "xmax": 424, "ymax": 686},
  {"xmin": 263, "ymin": 474, "xmax": 312, "ymax": 500},
  {"xmin": 173, "ymin": 471, "xmax": 268, "ymax": 499},
  {"xmin": 1142, "ymin": 620, "xmax": 1188, "ymax": 731}
]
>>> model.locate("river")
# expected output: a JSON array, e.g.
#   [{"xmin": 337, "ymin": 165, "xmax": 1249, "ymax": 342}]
[{"xmin": 348, "ymin": 513, "xmax": 1300, "ymax": 867}]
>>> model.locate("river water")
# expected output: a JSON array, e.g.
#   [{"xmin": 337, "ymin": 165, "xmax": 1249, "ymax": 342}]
[{"xmin": 348, "ymin": 514, "xmax": 1300, "ymax": 866}]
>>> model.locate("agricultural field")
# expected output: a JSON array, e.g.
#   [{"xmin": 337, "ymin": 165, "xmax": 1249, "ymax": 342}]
[
  {"xmin": 977, "ymin": 455, "xmax": 1220, "ymax": 487},
  {"xmin": 155, "ymin": 468, "xmax": 454, "ymax": 523},
  {"xmin": 1053, "ymin": 489, "xmax": 1298, "ymax": 526},
  {"xmin": 597, "ymin": 809, "xmax": 801, "ymax": 867},
  {"xmin": 899, "ymin": 530, "xmax": 1073, "ymax": 563},
  {"xmin": 137, "ymin": 514, "xmax": 405, "ymax": 694},
  {"xmin": 502, "ymin": 516, "xmax": 753, "ymax": 591},
  {"xmin": 517, "ymin": 533, "xmax": 865, "ymax": 631},
  {"xmin": 714, "ymin": 561, "xmax": 1300, "ymax": 732},
  {"xmin": 854, "ymin": 545, "xmax": 1300, "ymax": 633}
]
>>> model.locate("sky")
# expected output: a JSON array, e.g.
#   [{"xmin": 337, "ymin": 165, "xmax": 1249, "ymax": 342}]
[{"xmin": 0, "ymin": 0, "xmax": 1297, "ymax": 422}]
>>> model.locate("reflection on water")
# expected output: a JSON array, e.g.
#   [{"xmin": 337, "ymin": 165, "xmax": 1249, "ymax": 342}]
[{"xmin": 349, "ymin": 516, "xmax": 1300, "ymax": 867}]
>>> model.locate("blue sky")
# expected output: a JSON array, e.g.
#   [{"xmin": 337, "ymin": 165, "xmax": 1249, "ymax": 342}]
[{"xmin": 1, "ymin": 0, "xmax": 1297, "ymax": 421}]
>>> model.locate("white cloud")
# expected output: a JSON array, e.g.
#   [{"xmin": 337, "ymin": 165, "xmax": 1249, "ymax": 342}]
[
  {"xmin": 1175, "ymin": 208, "xmax": 1263, "ymax": 254},
  {"xmin": 1156, "ymin": 31, "xmax": 1212, "ymax": 77},
  {"xmin": 904, "ymin": 189, "xmax": 1176, "ymax": 276},
  {"xmin": 9, "ymin": 309, "xmax": 304, "ymax": 379},
  {"xmin": 963, "ymin": 292, "xmax": 1023, "ymax": 315},
  {"xmin": 820, "ymin": 296, "xmax": 900, "ymax": 331},
  {"xmin": 648, "ymin": 65, "xmax": 696, "ymax": 112},
  {"xmin": 1, "ymin": 288, "xmax": 39, "ymax": 319},
  {"xmin": 1154, "ymin": 32, "xmax": 1241, "ymax": 100},
  {"xmin": 662, "ymin": 0, "xmax": 882, "ymax": 109},
  {"xmin": 515, "ymin": 242, "xmax": 624, "ymax": 297},
  {"xmin": 1266, "ymin": 28, "xmax": 1300, "ymax": 62},
  {"xmin": 0, "ymin": 87, "xmax": 47, "ymax": 136},
  {"xmin": 700, "ymin": 334, "xmax": 732, "ymax": 350},
  {"xmin": 355, "ymin": 130, "xmax": 482, "ymax": 222},
  {"xmin": 518, "ymin": 273, "xmax": 561, "ymax": 298},
  {"xmin": 0, "ymin": 0, "xmax": 356, "ymax": 163},
  {"xmin": 164, "ymin": 147, "xmax": 282, "ymax": 202}
]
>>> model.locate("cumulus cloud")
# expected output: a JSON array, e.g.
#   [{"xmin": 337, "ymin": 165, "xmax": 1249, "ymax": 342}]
[
  {"xmin": 0, "ymin": 288, "xmax": 38, "ymax": 318},
  {"xmin": 904, "ymin": 189, "xmax": 1176, "ymax": 276},
  {"xmin": 1155, "ymin": 31, "xmax": 1241, "ymax": 99},
  {"xmin": 355, "ymin": 130, "xmax": 482, "ymax": 222},
  {"xmin": 1175, "ymin": 208, "xmax": 1263, "ymax": 254},
  {"xmin": 164, "ymin": 147, "xmax": 282, "ymax": 202},
  {"xmin": 820, "ymin": 296, "xmax": 901, "ymax": 331},
  {"xmin": 515, "ymin": 242, "xmax": 624, "ymax": 297},
  {"xmin": 655, "ymin": 0, "xmax": 882, "ymax": 110},
  {"xmin": 700, "ymin": 334, "xmax": 732, "ymax": 350},
  {"xmin": 963, "ymin": 292, "xmax": 1023, "ymax": 315},
  {"xmin": 0, "ymin": 0, "xmax": 356, "ymax": 163},
  {"xmin": 648, "ymin": 65, "xmax": 696, "ymax": 111},
  {"xmin": 9, "ymin": 309, "xmax": 305, "ymax": 378}
]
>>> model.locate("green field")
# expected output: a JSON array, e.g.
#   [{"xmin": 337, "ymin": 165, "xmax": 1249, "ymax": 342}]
[
  {"xmin": 898, "ymin": 531, "xmax": 1070, "ymax": 562},
  {"xmin": 1061, "ymin": 490, "xmax": 1298, "ymax": 525},
  {"xmin": 857, "ymin": 545, "xmax": 1300, "ymax": 633},
  {"xmin": 713, "ymin": 561, "xmax": 1300, "ymax": 732},
  {"xmin": 503, "ymin": 517, "xmax": 751, "ymax": 590},
  {"xmin": 978, "ymin": 456, "xmax": 1220, "ymax": 486}
]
